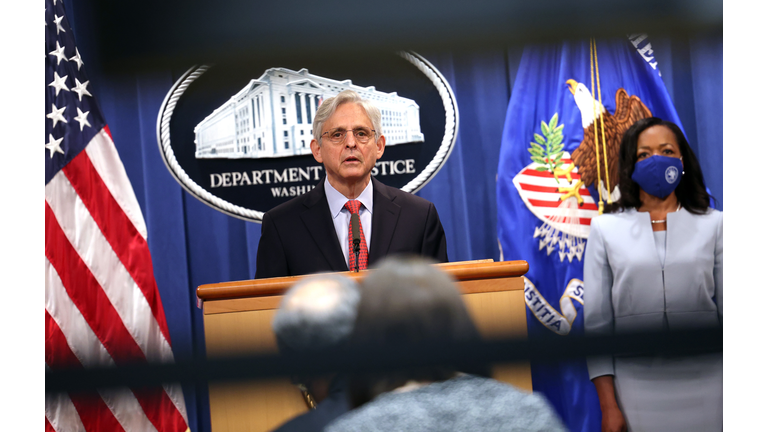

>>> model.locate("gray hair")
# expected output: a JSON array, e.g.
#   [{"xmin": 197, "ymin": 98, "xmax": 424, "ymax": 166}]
[
  {"xmin": 312, "ymin": 90, "xmax": 382, "ymax": 142},
  {"xmin": 272, "ymin": 274, "xmax": 361, "ymax": 353},
  {"xmin": 347, "ymin": 256, "xmax": 485, "ymax": 408},
  {"xmin": 354, "ymin": 255, "xmax": 478, "ymax": 346}
]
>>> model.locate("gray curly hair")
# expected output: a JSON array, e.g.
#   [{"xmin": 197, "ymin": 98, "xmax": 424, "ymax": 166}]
[{"xmin": 312, "ymin": 90, "xmax": 382, "ymax": 142}]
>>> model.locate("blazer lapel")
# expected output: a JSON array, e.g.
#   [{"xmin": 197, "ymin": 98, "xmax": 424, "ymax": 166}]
[
  {"xmin": 300, "ymin": 181, "xmax": 348, "ymax": 272},
  {"xmin": 369, "ymin": 178, "xmax": 401, "ymax": 264},
  {"xmin": 628, "ymin": 209, "xmax": 665, "ymax": 270}
]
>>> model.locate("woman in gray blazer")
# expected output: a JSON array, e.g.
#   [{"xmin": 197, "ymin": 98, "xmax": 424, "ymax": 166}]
[{"xmin": 584, "ymin": 118, "xmax": 722, "ymax": 432}]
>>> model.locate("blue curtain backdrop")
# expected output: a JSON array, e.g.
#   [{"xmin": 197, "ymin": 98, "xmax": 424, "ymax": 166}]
[{"xmin": 62, "ymin": 2, "xmax": 722, "ymax": 430}]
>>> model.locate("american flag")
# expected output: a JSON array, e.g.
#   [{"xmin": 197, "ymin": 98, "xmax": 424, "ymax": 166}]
[{"xmin": 44, "ymin": 1, "xmax": 189, "ymax": 431}]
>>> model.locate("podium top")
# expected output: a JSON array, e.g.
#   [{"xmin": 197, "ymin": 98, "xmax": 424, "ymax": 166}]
[{"xmin": 196, "ymin": 259, "xmax": 528, "ymax": 303}]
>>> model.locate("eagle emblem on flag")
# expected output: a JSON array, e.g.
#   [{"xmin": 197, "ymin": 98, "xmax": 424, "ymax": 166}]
[{"xmin": 512, "ymin": 84, "xmax": 651, "ymax": 263}]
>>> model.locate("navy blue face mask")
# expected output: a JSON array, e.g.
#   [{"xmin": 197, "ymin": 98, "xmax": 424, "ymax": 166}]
[{"xmin": 631, "ymin": 155, "xmax": 683, "ymax": 198}]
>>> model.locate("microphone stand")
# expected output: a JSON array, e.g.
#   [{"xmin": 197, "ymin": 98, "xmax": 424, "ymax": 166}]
[{"xmin": 353, "ymin": 241, "xmax": 360, "ymax": 272}]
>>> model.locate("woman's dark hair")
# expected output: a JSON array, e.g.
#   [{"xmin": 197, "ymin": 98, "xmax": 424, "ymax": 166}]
[
  {"xmin": 347, "ymin": 255, "xmax": 487, "ymax": 408},
  {"xmin": 611, "ymin": 117, "xmax": 712, "ymax": 214}
]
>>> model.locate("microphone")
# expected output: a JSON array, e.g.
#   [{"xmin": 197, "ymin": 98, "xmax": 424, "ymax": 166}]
[{"xmin": 351, "ymin": 213, "xmax": 361, "ymax": 272}]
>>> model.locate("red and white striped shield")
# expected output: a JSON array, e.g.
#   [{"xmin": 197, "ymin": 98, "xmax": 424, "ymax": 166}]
[{"xmin": 512, "ymin": 153, "xmax": 599, "ymax": 240}]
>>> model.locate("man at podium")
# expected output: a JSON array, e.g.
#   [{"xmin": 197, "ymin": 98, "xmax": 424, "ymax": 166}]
[{"xmin": 255, "ymin": 90, "xmax": 448, "ymax": 278}]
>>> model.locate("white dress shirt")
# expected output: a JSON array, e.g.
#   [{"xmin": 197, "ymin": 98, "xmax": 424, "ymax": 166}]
[{"xmin": 324, "ymin": 177, "xmax": 373, "ymax": 269}]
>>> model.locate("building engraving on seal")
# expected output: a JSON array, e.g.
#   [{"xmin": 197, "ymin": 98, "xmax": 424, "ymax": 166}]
[{"xmin": 194, "ymin": 67, "xmax": 425, "ymax": 159}]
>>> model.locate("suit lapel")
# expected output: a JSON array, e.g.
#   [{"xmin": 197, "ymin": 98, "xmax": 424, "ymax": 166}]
[
  {"xmin": 300, "ymin": 181, "xmax": 348, "ymax": 272},
  {"xmin": 369, "ymin": 178, "xmax": 401, "ymax": 264}
]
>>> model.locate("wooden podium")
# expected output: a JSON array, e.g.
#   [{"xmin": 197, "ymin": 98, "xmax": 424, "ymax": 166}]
[{"xmin": 196, "ymin": 260, "xmax": 531, "ymax": 432}]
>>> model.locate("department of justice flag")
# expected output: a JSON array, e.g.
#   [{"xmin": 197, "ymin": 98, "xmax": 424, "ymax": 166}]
[
  {"xmin": 497, "ymin": 37, "xmax": 683, "ymax": 431},
  {"xmin": 44, "ymin": 0, "xmax": 189, "ymax": 430}
]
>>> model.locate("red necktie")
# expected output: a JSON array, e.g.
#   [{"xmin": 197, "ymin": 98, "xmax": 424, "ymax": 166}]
[{"xmin": 344, "ymin": 200, "xmax": 368, "ymax": 271}]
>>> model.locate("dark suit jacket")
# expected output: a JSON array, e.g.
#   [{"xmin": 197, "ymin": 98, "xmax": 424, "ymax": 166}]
[
  {"xmin": 270, "ymin": 376, "xmax": 350, "ymax": 432},
  {"xmin": 255, "ymin": 177, "xmax": 448, "ymax": 278}
]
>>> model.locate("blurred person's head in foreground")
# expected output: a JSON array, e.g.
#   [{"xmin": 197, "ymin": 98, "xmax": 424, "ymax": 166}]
[
  {"xmin": 272, "ymin": 273, "xmax": 360, "ymax": 407},
  {"xmin": 348, "ymin": 255, "xmax": 486, "ymax": 408}
]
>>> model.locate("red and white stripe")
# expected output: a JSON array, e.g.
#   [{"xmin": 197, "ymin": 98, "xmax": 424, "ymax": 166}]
[
  {"xmin": 45, "ymin": 128, "xmax": 188, "ymax": 432},
  {"xmin": 513, "ymin": 156, "xmax": 598, "ymax": 238}
]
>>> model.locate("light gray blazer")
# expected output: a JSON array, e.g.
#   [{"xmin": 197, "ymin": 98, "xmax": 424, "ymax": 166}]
[{"xmin": 583, "ymin": 207, "xmax": 723, "ymax": 379}]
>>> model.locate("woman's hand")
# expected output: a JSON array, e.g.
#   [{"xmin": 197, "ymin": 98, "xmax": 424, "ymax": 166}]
[
  {"xmin": 592, "ymin": 375, "xmax": 627, "ymax": 432},
  {"xmin": 600, "ymin": 405, "xmax": 627, "ymax": 432}
]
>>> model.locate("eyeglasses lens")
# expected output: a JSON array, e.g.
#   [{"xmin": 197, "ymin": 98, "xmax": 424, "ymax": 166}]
[{"xmin": 326, "ymin": 128, "xmax": 374, "ymax": 144}]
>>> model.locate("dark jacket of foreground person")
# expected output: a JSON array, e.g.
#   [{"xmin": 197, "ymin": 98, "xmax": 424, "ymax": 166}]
[{"xmin": 273, "ymin": 376, "xmax": 349, "ymax": 432}]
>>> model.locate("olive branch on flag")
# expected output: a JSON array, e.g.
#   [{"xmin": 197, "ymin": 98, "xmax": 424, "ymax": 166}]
[{"xmin": 528, "ymin": 113, "xmax": 566, "ymax": 182}]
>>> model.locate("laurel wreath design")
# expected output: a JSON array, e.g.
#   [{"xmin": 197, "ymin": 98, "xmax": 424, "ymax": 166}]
[
  {"xmin": 156, "ymin": 54, "xmax": 459, "ymax": 222},
  {"xmin": 529, "ymin": 113, "xmax": 566, "ymax": 181}
]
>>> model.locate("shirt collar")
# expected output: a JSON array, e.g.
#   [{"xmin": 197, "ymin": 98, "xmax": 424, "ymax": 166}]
[{"xmin": 324, "ymin": 177, "xmax": 374, "ymax": 218}]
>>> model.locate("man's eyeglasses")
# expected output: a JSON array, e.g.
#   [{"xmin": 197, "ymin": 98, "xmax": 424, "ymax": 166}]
[{"xmin": 320, "ymin": 127, "xmax": 376, "ymax": 145}]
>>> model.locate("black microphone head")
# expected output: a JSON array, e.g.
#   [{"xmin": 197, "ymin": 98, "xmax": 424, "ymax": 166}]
[{"xmin": 351, "ymin": 213, "xmax": 361, "ymax": 246}]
